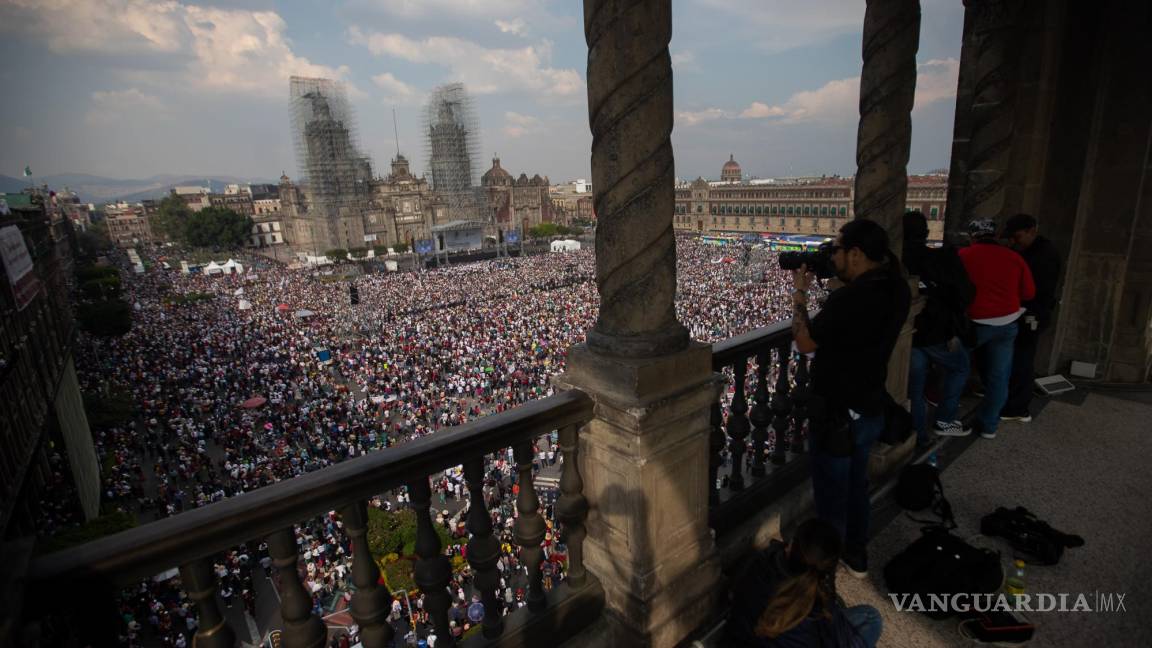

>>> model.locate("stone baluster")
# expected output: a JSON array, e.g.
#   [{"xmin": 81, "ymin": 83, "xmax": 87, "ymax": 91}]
[
  {"xmin": 179, "ymin": 557, "xmax": 236, "ymax": 648},
  {"xmin": 267, "ymin": 527, "xmax": 326, "ymax": 648},
  {"xmin": 555, "ymin": 424, "xmax": 590, "ymax": 589},
  {"xmin": 790, "ymin": 353, "xmax": 812, "ymax": 455},
  {"xmin": 339, "ymin": 500, "xmax": 395, "ymax": 647},
  {"xmin": 770, "ymin": 345, "xmax": 793, "ymax": 465},
  {"xmin": 725, "ymin": 358, "xmax": 751, "ymax": 491},
  {"xmin": 708, "ymin": 401, "xmax": 725, "ymax": 504},
  {"xmin": 463, "ymin": 457, "xmax": 505, "ymax": 638},
  {"xmin": 854, "ymin": 0, "xmax": 921, "ymax": 255},
  {"xmin": 748, "ymin": 349, "xmax": 772, "ymax": 478},
  {"xmin": 407, "ymin": 477, "xmax": 454, "ymax": 643},
  {"xmin": 513, "ymin": 440, "xmax": 548, "ymax": 612}
]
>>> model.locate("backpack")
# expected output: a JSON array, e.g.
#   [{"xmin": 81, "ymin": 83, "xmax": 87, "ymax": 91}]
[
  {"xmin": 893, "ymin": 462, "xmax": 955, "ymax": 528},
  {"xmin": 883, "ymin": 526, "xmax": 1004, "ymax": 619},
  {"xmin": 980, "ymin": 506, "xmax": 1085, "ymax": 566}
]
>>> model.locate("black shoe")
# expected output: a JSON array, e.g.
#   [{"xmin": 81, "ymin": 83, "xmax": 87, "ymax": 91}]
[{"xmin": 841, "ymin": 550, "xmax": 868, "ymax": 579}]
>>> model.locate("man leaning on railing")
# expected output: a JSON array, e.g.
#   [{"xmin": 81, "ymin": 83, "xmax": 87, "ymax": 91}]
[{"xmin": 789, "ymin": 219, "xmax": 911, "ymax": 579}]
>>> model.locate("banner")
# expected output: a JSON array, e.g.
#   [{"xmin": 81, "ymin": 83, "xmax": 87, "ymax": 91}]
[{"xmin": 0, "ymin": 225, "xmax": 39, "ymax": 310}]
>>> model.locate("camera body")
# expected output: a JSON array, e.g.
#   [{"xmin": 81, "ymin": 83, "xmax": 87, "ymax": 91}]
[{"xmin": 778, "ymin": 241, "xmax": 836, "ymax": 279}]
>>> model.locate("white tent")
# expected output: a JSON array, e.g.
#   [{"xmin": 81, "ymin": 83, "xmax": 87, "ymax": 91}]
[
  {"xmin": 238, "ymin": 299, "xmax": 253, "ymax": 311},
  {"xmin": 550, "ymin": 239, "xmax": 582, "ymax": 253},
  {"xmin": 233, "ymin": 287, "xmax": 245, "ymax": 296},
  {"xmin": 294, "ymin": 309, "xmax": 316, "ymax": 319},
  {"xmin": 204, "ymin": 261, "xmax": 224, "ymax": 275},
  {"xmin": 222, "ymin": 258, "xmax": 244, "ymax": 275}
]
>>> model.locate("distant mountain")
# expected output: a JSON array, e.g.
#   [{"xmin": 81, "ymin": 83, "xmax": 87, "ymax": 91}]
[{"xmin": 2, "ymin": 173, "xmax": 278, "ymax": 204}]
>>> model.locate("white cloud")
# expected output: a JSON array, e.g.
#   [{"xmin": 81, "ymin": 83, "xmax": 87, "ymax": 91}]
[
  {"xmin": 740, "ymin": 102, "xmax": 786, "ymax": 119},
  {"xmin": 503, "ymin": 111, "xmax": 542, "ymax": 138},
  {"xmin": 1, "ymin": 0, "xmax": 187, "ymax": 54},
  {"xmin": 349, "ymin": 27, "xmax": 583, "ymax": 98},
  {"xmin": 713, "ymin": 58, "xmax": 961, "ymax": 126},
  {"xmin": 372, "ymin": 72, "xmax": 421, "ymax": 104},
  {"xmin": 677, "ymin": 108, "xmax": 731, "ymax": 127},
  {"xmin": 0, "ymin": 1, "xmax": 350, "ymax": 97},
  {"xmin": 671, "ymin": 50, "xmax": 698, "ymax": 71},
  {"xmin": 495, "ymin": 18, "xmax": 528, "ymax": 36},
  {"xmin": 350, "ymin": 0, "xmax": 535, "ymax": 20},
  {"xmin": 85, "ymin": 88, "xmax": 165, "ymax": 125}
]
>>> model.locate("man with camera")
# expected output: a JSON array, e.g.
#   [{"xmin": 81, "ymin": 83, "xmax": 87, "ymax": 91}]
[{"xmin": 789, "ymin": 219, "xmax": 911, "ymax": 578}]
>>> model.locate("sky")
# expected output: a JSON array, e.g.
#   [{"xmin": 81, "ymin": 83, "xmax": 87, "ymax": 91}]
[{"xmin": 0, "ymin": 0, "xmax": 965, "ymax": 184}]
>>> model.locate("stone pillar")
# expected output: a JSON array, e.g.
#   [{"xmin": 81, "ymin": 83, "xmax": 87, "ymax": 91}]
[
  {"xmin": 943, "ymin": 7, "xmax": 979, "ymax": 243},
  {"xmin": 853, "ymin": 0, "xmax": 921, "ymax": 257},
  {"xmin": 583, "ymin": 0, "xmax": 688, "ymax": 359},
  {"xmin": 960, "ymin": 0, "xmax": 1024, "ymax": 228},
  {"xmin": 557, "ymin": 2, "xmax": 720, "ymax": 645}
]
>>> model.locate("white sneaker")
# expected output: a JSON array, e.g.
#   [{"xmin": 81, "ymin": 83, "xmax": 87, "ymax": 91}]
[{"xmin": 933, "ymin": 420, "xmax": 971, "ymax": 437}]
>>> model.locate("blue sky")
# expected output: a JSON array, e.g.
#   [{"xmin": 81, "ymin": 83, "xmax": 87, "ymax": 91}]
[{"xmin": 0, "ymin": 0, "xmax": 964, "ymax": 183}]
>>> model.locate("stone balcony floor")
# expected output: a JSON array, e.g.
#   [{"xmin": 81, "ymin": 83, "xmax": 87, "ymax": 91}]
[{"xmin": 835, "ymin": 390, "xmax": 1152, "ymax": 647}]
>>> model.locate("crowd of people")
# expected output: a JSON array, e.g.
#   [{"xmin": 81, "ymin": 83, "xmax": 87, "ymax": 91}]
[{"xmin": 49, "ymin": 235, "xmax": 803, "ymax": 646}]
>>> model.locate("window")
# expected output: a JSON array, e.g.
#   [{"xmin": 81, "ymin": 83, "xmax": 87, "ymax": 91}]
[
  {"xmin": 930, "ymin": 206, "xmax": 939, "ymax": 218},
  {"xmin": 770, "ymin": 206, "xmax": 777, "ymax": 215},
  {"xmin": 821, "ymin": 206, "xmax": 829, "ymax": 216},
  {"xmin": 787, "ymin": 206, "xmax": 794, "ymax": 215},
  {"xmin": 839, "ymin": 206, "xmax": 847, "ymax": 216},
  {"xmin": 803, "ymin": 206, "xmax": 811, "ymax": 215},
  {"xmin": 697, "ymin": 205, "xmax": 703, "ymax": 213},
  {"xmin": 795, "ymin": 218, "xmax": 801, "ymax": 228}
]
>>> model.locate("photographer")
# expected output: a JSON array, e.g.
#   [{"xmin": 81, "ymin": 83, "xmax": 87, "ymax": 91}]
[{"xmin": 791, "ymin": 219, "xmax": 911, "ymax": 578}]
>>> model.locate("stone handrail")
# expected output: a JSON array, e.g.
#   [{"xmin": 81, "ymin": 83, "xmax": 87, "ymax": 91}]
[
  {"xmin": 28, "ymin": 390, "xmax": 599, "ymax": 647},
  {"xmin": 709, "ymin": 319, "xmax": 813, "ymax": 536}
]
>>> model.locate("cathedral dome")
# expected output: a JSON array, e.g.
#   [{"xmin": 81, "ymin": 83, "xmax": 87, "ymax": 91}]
[{"xmin": 482, "ymin": 157, "xmax": 513, "ymax": 186}]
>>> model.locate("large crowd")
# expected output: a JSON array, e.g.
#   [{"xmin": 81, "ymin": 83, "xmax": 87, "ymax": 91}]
[{"xmin": 53, "ymin": 236, "xmax": 806, "ymax": 646}]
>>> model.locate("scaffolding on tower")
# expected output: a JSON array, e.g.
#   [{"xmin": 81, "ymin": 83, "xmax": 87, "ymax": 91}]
[
  {"xmin": 288, "ymin": 76, "xmax": 374, "ymax": 247},
  {"xmin": 423, "ymin": 83, "xmax": 482, "ymax": 220}
]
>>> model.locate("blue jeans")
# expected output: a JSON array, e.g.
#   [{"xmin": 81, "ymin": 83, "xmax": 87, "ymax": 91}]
[
  {"xmin": 909, "ymin": 341, "xmax": 971, "ymax": 445},
  {"xmin": 971, "ymin": 322, "xmax": 1018, "ymax": 436},
  {"xmin": 810, "ymin": 414, "xmax": 885, "ymax": 551},
  {"xmin": 843, "ymin": 604, "xmax": 883, "ymax": 647}
]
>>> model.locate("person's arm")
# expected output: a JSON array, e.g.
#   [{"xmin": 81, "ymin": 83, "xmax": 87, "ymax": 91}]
[
  {"xmin": 792, "ymin": 265, "xmax": 818, "ymax": 353},
  {"xmin": 1019, "ymin": 255, "xmax": 1036, "ymax": 303}
]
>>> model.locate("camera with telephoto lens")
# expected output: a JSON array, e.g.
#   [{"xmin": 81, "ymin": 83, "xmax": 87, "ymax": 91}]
[{"xmin": 778, "ymin": 241, "xmax": 836, "ymax": 279}]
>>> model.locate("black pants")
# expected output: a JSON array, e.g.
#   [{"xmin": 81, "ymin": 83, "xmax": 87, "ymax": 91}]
[{"xmin": 1003, "ymin": 322, "xmax": 1041, "ymax": 416}]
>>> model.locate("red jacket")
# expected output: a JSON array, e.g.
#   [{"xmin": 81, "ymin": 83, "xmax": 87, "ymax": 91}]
[{"xmin": 958, "ymin": 241, "xmax": 1036, "ymax": 320}]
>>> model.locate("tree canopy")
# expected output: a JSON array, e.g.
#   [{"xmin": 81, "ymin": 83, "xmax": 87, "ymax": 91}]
[
  {"xmin": 181, "ymin": 207, "xmax": 253, "ymax": 249},
  {"xmin": 151, "ymin": 195, "xmax": 193, "ymax": 243}
]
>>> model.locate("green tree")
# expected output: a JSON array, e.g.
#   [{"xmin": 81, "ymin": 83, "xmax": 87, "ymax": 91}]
[
  {"xmin": 392, "ymin": 242, "xmax": 409, "ymax": 254},
  {"xmin": 76, "ymin": 222, "xmax": 113, "ymax": 259},
  {"xmin": 324, "ymin": 248, "xmax": 348, "ymax": 263},
  {"xmin": 528, "ymin": 222, "xmax": 561, "ymax": 239},
  {"xmin": 372, "ymin": 245, "xmax": 390, "ymax": 257},
  {"xmin": 181, "ymin": 207, "xmax": 253, "ymax": 249},
  {"xmin": 78, "ymin": 299, "xmax": 132, "ymax": 337},
  {"xmin": 348, "ymin": 246, "xmax": 368, "ymax": 259},
  {"xmin": 151, "ymin": 195, "xmax": 192, "ymax": 243}
]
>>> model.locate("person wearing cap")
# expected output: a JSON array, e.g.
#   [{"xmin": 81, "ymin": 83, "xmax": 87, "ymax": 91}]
[
  {"xmin": 956, "ymin": 219, "xmax": 1036, "ymax": 440},
  {"xmin": 1001, "ymin": 213, "xmax": 1062, "ymax": 422}
]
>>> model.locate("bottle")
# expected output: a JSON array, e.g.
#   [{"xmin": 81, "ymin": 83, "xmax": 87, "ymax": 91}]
[{"xmin": 1005, "ymin": 559, "xmax": 1026, "ymax": 596}]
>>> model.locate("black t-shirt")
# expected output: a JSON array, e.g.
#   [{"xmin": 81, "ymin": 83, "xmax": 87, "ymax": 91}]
[
  {"xmin": 809, "ymin": 268, "xmax": 911, "ymax": 416},
  {"xmin": 1018, "ymin": 235, "xmax": 1061, "ymax": 328}
]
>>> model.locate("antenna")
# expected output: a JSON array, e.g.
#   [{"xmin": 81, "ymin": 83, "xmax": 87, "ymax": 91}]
[{"xmin": 393, "ymin": 107, "xmax": 400, "ymax": 157}]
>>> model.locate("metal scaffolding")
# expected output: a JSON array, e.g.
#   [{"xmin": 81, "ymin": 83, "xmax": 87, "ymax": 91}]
[
  {"xmin": 423, "ymin": 83, "xmax": 482, "ymax": 218},
  {"xmin": 289, "ymin": 76, "xmax": 374, "ymax": 216}
]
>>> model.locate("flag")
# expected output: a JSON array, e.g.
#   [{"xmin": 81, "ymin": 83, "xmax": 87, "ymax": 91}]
[{"xmin": 23, "ymin": 166, "xmax": 31, "ymax": 177}]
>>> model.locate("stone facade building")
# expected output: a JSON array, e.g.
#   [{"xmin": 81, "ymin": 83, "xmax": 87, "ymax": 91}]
[
  {"xmin": 481, "ymin": 157, "xmax": 555, "ymax": 234},
  {"xmin": 674, "ymin": 158, "xmax": 947, "ymax": 239},
  {"xmin": 103, "ymin": 201, "xmax": 155, "ymax": 247}
]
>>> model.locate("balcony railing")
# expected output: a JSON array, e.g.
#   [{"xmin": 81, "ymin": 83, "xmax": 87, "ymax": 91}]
[
  {"xmin": 709, "ymin": 320, "xmax": 811, "ymax": 537},
  {"xmin": 28, "ymin": 390, "xmax": 600, "ymax": 648},
  {"xmin": 25, "ymin": 323, "xmax": 809, "ymax": 647}
]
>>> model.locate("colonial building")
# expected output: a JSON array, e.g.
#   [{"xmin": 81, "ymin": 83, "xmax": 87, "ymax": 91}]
[
  {"xmin": 365, "ymin": 154, "xmax": 445, "ymax": 249},
  {"xmin": 1, "ymin": 192, "xmax": 99, "ymax": 539},
  {"xmin": 674, "ymin": 156, "xmax": 947, "ymax": 239},
  {"xmin": 481, "ymin": 157, "xmax": 555, "ymax": 234},
  {"xmin": 549, "ymin": 179, "xmax": 595, "ymax": 225},
  {"xmin": 103, "ymin": 201, "xmax": 155, "ymax": 247}
]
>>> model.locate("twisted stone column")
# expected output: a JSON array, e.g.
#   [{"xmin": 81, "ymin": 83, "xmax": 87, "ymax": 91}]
[
  {"xmin": 854, "ymin": 0, "xmax": 921, "ymax": 257},
  {"xmin": 961, "ymin": 0, "xmax": 1023, "ymax": 227},
  {"xmin": 584, "ymin": 0, "xmax": 687, "ymax": 358}
]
